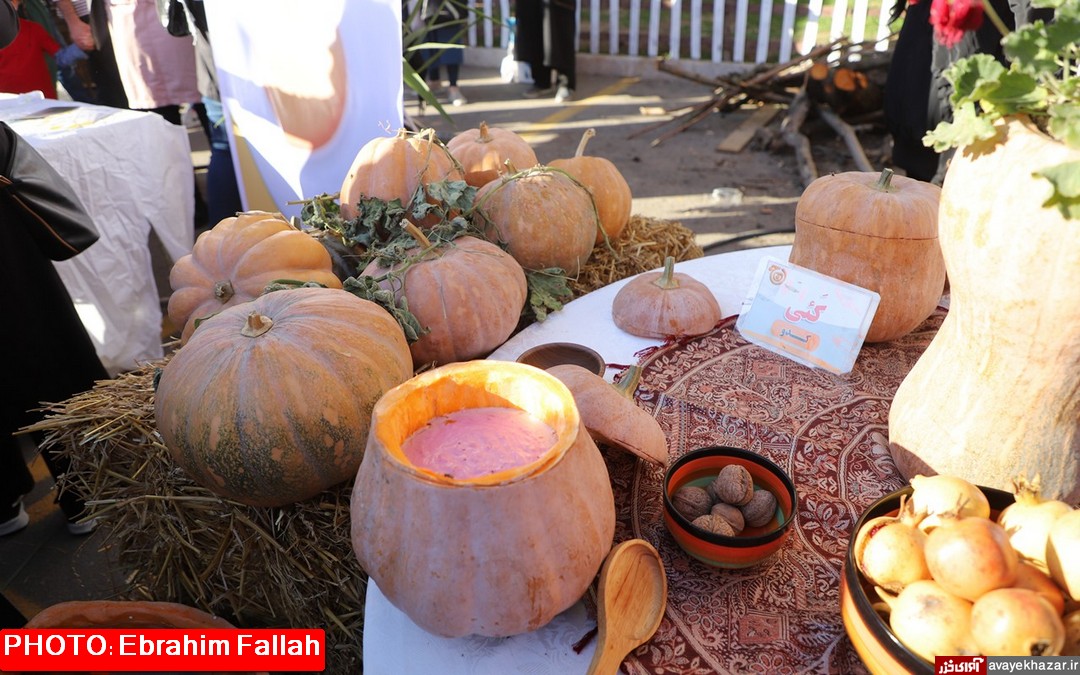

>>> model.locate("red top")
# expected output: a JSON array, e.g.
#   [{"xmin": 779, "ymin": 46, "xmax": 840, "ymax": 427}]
[{"xmin": 0, "ymin": 18, "xmax": 60, "ymax": 99}]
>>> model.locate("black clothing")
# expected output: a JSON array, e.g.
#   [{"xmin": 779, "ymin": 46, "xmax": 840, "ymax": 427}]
[{"xmin": 514, "ymin": 0, "xmax": 576, "ymax": 90}]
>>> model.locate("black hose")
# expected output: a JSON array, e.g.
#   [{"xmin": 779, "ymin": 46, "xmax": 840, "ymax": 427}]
[{"xmin": 701, "ymin": 227, "xmax": 796, "ymax": 252}]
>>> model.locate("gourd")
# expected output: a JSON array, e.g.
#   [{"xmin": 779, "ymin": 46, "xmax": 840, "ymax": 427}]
[
  {"xmin": 155, "ymin": 287, "xmax": 413, "ymax": 508},
  {"xmin": 549, "ymin": 128, "xmax": 633, "ymax": 244},
  {"xmin": 611, "ymin": 256, "xmax": 721, "ymax": 338},
  {"xmin": 167, "ymin": 211, "xmax": 342, "ymax": 344},
  {"xmin": 361, "ymin": 223, "xmax": 527, "ymax": 369},
  {"xmin": 545, "ymin": 364, "xmax": 668, "ymax": 467},
  {"xmin": 351, "ymin": 360, "xmax": 615, "ymax": 638},
  {"xmin": 339, "ymin": 128, "xmax": 464, "ymax": 225},
  {"xmin": 445, "ymin": 121, "xmax": 538, "ymax": 187},
  {"xmin": 25, "ymin": 600, "xmax": 237, "ymax": 629},
  {"xmin": 790, "ymin": 168, "xmax": 944, "ymax": 343},
  {"xmin": 472, "ymin": 165, "xmax": 598, "ymax": 277}
]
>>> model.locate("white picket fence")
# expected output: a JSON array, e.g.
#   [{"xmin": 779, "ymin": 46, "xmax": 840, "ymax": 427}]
[{"xmin": 465, "ymin": 0, "xmax": 894, "ymax": 66}]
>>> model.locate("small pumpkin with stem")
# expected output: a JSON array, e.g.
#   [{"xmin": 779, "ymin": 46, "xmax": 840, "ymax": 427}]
[
  {"xmin": 472, "ymin": 164, "xmax": 599, "ymax": 277},
  {"xmin": 549, "ymin": 128, "xmax": 632, "ymax": 245},
  {"xmin": 339, "ymin": 127, "xmax": 464, "ymax": 226},
  {"xmin": 446, "ymin": 121, "xmax": 539, "ymax": 188},
  {"xmin": 790, "ymin": 167, "xmax": 944, "ymax": 343},
  {"xmin": 546, "ymin": 363, "xmax": 668, "ymax": 467},
  {"xmin": 611, "ymin": 256, "xmax": 722, "ymax": 338},
  {"xmin": 167, "ymin": 211, "xmax": 342, "ymax": 344},
  {"xmin": 361, "ymin": 221, "xmax": 528, "ymax": 369}
]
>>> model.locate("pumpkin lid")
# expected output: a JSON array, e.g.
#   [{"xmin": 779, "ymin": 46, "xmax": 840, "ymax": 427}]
[{"xmin": 795, "ymin": 168, "xmax": 942, "ymax": 240}]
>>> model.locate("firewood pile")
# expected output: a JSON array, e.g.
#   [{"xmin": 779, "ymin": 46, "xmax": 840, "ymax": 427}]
[{"xmin": 640, "ymin": 36, "xmax": 896, "ymax": 186}]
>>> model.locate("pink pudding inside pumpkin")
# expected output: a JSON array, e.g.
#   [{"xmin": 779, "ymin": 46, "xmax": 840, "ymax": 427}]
[{"xmin": 401, "ymin": 406, "xmax": 557, "ymax": 479}]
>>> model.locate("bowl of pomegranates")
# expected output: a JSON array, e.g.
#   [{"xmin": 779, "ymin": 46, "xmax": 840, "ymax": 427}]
[
  {"xmin": 841, "ymin": 475, "xmax": 1079, "ymax": 674},
  {"xmin": 663, "ymin": 446, "xmax": 797, "ymax": 568}
]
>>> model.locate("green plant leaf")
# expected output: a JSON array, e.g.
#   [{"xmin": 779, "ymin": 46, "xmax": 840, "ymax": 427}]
[
  {"xmin": 946, "ymin": 55, "xmax": 1008, "ymax": 107},
  {"xmin": 1034, "ymin": 160, "xmax": 1080, "ymax": 219},
  {"xmin": 979, "ymin": 70, "xmax": 1048, "ymax": 115},
  {"xmin": 524, "ymin": 268, "xmax": 572, "ymax": 323},
  {"xmin": 924, "ymin": 102, "xmax": 999, "ymax": 151},
  {"xmin": 342, "ymin": 275, "xmax": 425, "ymax": 342},
  {"xmin": 1049, "ymin": 104, "xmax": 1080, "ymax": 148}
]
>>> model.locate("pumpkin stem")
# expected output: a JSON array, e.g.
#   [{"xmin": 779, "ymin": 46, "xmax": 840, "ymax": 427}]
[
  {"xmin": 574, "ymin": 128, "xmax": 596, "ymax": 158},
  {"xmin": 213, "ymin": 280, "xmax": 235, "ymax": 302},
  {"xmin": 651, "ymin": 256, "xmax": 680, "ymax": 290},
  {"xmin": 613, "ymin": 365, "xmax": 643, "ymax": 400},
  {"xmin": 402, "ymin": 220, "xmax": 432, "ymax": 249},
  {"xmin": 240, "ymin": 311, "xmax": 273, "ymax": 338},
  {"xmin": 874, "ymin": 168, "xmax": 895, "ymax": 192},
  {"xmin": 479, "ymin": 121, "xmax": 492, "ymax": 143}
]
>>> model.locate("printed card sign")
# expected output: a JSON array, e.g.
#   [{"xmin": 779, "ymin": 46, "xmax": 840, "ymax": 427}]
[{"xmin": 735, "ymin": 257, "xmax": 880, "ymax": 375}]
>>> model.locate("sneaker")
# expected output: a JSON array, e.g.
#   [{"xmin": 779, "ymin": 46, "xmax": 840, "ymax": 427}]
[
  {"xmin": 0, "ymin": 499, "xmax": 29, "ymax": 537},
  {"xmin": 523, "ymin": 86, "xmax": 555, "ymax": 99},
  {"xmin": 66, "ymin": 517, "xmax": 98, "ymax": 536},
  {"xmin": 448, "ymin": 86, "xmax": 467, "ymax": 107},
  {"xmin": 555, "ymin": 85, "xmax": 574, "ymax": 103}
]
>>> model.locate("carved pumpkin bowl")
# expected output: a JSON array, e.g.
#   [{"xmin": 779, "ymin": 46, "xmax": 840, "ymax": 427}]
[
  {"xmin": 662, "ymin": 446, "xmax": 797, "ymax": 568},
  {"xmin": 840, "ymin": 484, "xmax": 1015, "ymax": 675}
]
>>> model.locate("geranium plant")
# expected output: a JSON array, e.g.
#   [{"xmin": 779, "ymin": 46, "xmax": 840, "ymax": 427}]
[{"xmin": 922, "ymin": 0, "xmax": 1080, "ymax": 217}]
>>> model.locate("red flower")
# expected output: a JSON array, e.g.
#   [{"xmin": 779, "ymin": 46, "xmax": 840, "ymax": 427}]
[{"xmin": 929, "ymin": 0, "xmax": 985, "ymax": 47}]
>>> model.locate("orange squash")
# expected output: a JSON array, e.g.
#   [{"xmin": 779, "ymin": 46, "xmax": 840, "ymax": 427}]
[
  {"xmin": 611, "ymin": 256, "xmax": 721, "ymax": 338},
  {"xmin": 351, "ymin": 360, "xmax": 615, "ymax": 638},
  {"xmin": 339, "ymin": 128, "xmax": 463, "ymax": 225},
  {"xmin": 361, "ymin": 224, "xmax": 527, "ymax": 368},
  {"xmin": 790, "ymin": 168, "xmax": 944, "ymax": 343},
  {"xmin": 472, "ymin": 166, "xmax": 598, "ymax": 276},
  {"xmin": 155, "ymin": 287, "xmax": 413, "ymax": 508},
  {"xmin": 549, "ymin": 128, "xmax": 633, "ymax": 244},
  {"xmin": 167, "ymin": 211, "xmax": 342, "ymax": 344},
  {"xmin": 446, "ymin": 121, "xmax": 538, "ymax": 187}
]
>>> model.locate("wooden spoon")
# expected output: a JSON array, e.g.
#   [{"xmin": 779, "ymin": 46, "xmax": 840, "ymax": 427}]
[{"xmin": 587, "ymin": 538, "xmax": 668, "ymax": 675}]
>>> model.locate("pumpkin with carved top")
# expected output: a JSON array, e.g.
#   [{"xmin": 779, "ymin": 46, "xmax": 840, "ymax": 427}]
[
  {"xmin": 155, "ymin": 287, "xmax": 413, "ymax": 507},
  {"xmin": 167, "ymin": 211, "xmax": 342, "ymax": 344}
]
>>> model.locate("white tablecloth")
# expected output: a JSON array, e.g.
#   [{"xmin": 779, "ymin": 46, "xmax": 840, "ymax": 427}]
[
  {"xmin": 1, "ymin": 93, "xmax": 194, "ymax": 375},
  {"xmin": 363, "ymin": 246, "xmax": 792, "ymax": 675}
]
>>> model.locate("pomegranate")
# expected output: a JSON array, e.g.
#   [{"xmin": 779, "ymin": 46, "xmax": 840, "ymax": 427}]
[
  {"xmin": 924, "ymin": 515, "xmax": 1019, "ymax": 601},
  {"xmin": 971, "ymin": 587, "xmax": 1065, "ymax": 656},
  {"xmin": 998, "ymin": 475, "xmax": 1072, "ymax": 572},
  {"xmin": 880, "ymin": 580, "xmax": 979, "ymax": 662}
]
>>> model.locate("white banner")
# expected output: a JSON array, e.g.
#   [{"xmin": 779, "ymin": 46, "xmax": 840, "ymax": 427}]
[{"xmin": 204, "ymin": 0, "xmax": 403, "ymax": 217}]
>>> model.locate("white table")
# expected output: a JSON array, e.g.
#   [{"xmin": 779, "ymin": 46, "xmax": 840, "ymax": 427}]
[
  {"xmin": 1, "ymin": 93, "xmax": 194, "ymax": 375},
  {"xmin": 363, "ymin": 246, "xmax": 792, "ymax": 675}
]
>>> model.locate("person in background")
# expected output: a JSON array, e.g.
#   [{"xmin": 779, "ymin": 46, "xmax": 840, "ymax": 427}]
[
  {"xmin": 420, "ymin": 0, "xmax": 468, "ymax": 106},
  {"xmin": 0, "ymin": 0, "xmax": 106, "ymax": 543},
  {"xmin": 0, "ymin": 0, "xmax": 60, "ymax": 97},
  {"xmin": 514, "ymin": 0, "xmax": 576, "ymax": 103},
  {"xmin": 156, "ymin": 0, "xmax": 241, "ymax": 225},
  {"xmin": 52, "ymin": 0, "xmax": 128, "ymax": 107},
  {"xmin": 105, "ymin": 0, "xmax": 198, "ymax": 125}
]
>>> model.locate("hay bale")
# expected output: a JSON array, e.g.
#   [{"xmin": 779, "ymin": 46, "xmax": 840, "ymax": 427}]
[
  {"xmin": 29, "ymin": 364, "xmax": 364, "ymax": 673},
  {"xmin": 571, "ymin": 214, "xmax": 704, "ymax": 297}
]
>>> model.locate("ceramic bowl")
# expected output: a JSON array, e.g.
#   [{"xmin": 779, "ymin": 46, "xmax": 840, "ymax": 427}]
[
  {"xmin": 516, "ymin": 342, "xmax": 606, "ymax": 377},
  {"xmin": 662, "ymin": 446, "xmax": 797, "ymax": 568},
  {"xmin": 840, "ymin": 484, "xmax": 1015, "ymax": 675}
]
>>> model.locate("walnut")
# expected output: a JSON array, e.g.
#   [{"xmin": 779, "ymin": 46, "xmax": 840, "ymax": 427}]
[
  {"xmin": 710, "ymin": 502, "xmax": 745, "ymax": 534},
  {"xmin": 740, "ymin": 489, "xmax": 779, "ymax": 528},
  {"xmin": 710, "ymin": 465, "xmax": 755, "ymax": 506},
  {"xmin": 672, "ymin": 485, "xmax": 713, "ymax": 521},
  {"xmin": 691, "ymin": 513, "xmax": 736, "ymax": 537}
]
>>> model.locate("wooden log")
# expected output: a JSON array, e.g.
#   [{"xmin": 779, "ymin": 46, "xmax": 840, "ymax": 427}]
[
  {"xmin": 817, "ymin": 105, "xmax": 875, "ymax": 172},
  {"xmin": 781, "ymin": 88, "xmax": 817, "ymax": 188}
]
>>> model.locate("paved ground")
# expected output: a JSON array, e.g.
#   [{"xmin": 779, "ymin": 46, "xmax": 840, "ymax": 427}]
[{"xmin": 1, "ymin": 61, "xmax": 892, "ymax": 624}]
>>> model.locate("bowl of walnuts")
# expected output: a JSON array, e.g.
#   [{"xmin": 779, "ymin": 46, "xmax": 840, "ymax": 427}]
[{"xmin": 663, "ymin": 446, "xmax": 797, "ymax": 568}]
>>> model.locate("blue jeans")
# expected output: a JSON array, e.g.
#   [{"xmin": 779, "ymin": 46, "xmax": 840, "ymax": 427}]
[{"xmin": 202, "ymin": 97, "xmax": 242, "ymax": 225}]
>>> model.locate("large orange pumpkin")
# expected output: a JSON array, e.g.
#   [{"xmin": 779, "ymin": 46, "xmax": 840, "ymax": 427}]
[
  {"xmin": 472, "ymin": 166, "xmax": 598, "ymax": 276},
  {"xmin": 445, "ymin": 121, "xmax": 538, "ymax": 187},
  {"xmin": 790, "ymin": 168, "xmax": 944, "ymax": 343},
  {"xmin": 339, "ymin": 128, "xmax": 463, "ymax": 225},
  {"xmin": 167, "ymin": 211, "xmax": 342, "ymax": 344},
  {"xmin": 155, "ymin": 287, "xmax": 413, "ymax": 508},
  {"xmin": 351, "ymin": 360, "xmax": 615, "ymax": 638},
  {"xmin": 549, "ymin": 128, "xmax": 633, "ymax": 244},
  {"xmin": 361, "ymin": 224, "xmax": 527, "ymax": 368}
]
